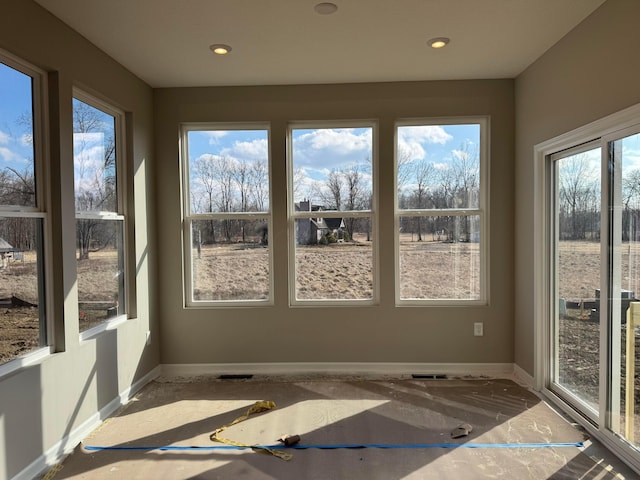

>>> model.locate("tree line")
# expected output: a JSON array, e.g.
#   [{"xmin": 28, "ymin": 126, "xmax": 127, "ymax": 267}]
[
  {"xmin": 556, "ymin": 154, "xmax": 640, "ymax": 242},
  {"xmin": 397, "ymin": 144, "xmax": 479, "ymax": 242}
]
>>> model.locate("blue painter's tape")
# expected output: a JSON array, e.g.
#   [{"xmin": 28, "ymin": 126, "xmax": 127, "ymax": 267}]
[{"xmin": 84, "ymin": 441, "xmax": 584, "ymax": 452}]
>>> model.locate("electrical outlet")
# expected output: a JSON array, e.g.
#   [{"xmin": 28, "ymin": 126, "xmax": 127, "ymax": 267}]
[{"xmin": 474, "ymin": 322, "xmax": 483, "ymax": 336}]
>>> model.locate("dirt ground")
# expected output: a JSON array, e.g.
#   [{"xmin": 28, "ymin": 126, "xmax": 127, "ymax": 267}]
[
  {"xmin": 191, "ymin": 233, "xmax": 480, "ymax": 301},
  {"xmin": 0, "ymin": 249, "xmax": 120, "ymax": 363},
  {"xmin": 557, "ymin": 240, "xmax": 640, "ymax": 444}
]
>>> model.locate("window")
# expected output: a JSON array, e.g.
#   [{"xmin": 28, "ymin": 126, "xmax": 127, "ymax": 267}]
[
  {"xmin": 395, "ymin": 118, "xmax": 487, "ymax": 304},
  {"xmin": 181, "ymin": 124, "xmax": 271, "ymax": 305},
  {"xmin": 0, "ymin": 52, "xmax": 48, "ymax": 365},
  {"xmin": 73, "ymin": 91, "xmax": 126, "ymax": 333},
  {"xmin": 288, "ymin": 122, "xmax": 376, "ymax": 304}
]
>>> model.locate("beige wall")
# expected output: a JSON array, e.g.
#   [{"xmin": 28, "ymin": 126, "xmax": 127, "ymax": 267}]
[
  {"xmin": 0, "ymin": 2, "xmax": 157, "ymax": 479},
  {"xmin": 514, "ymin": 0, "xmax": 640, "ymax": 374},
  {"xmin": 155, "ymin": 80, "xmax": 515, "ymax": 365}
]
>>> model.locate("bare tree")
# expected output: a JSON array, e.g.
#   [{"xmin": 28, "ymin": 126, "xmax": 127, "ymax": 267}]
[
  {"xmin": 342, "ymin": 165, "xmax": 369, "ymax": 239},
  {"xmin": 323, "ymin": 169, "xmax": 343, "ymax": 210},
  {"xmin": 73, "ymin": 100, "xmax": 117, "ymax": 260},
  {"xmin": 249, "ymin": 159, "xmax": 268, "ymax": 211},
  {"xmin": 411, "ymin": 159, "xmax": 436, "ymax": 241},
  {"xmin": 0, "ymin": 167, "xmax": 35, "ymax": 207},
  {"xmin": 621, "ymin": 168, "xmax": 640, "ymax": 241},
  {"xmin": 397, "ymin": 146, "xmax": 413, "ymax": 196},
  {"xmin": 558, "ymin": 154, "xmax": 598, "ymax": 240}
]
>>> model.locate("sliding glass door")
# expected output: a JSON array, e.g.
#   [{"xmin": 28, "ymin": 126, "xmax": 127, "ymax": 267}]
[{"xmin": 548, "ymin": 123, "xmax": 640, "ymax": 462}]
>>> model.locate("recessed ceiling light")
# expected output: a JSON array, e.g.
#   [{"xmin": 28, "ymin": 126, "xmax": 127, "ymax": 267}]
[
  {"xmin": 209, "ymin": 44, "xmax": 232, "ymax": 55},
  {"xmin": 429, "ymin": 37, "xmax": 450, "ymax": 49},
  {"xmin": 314, "ymin": 2, "xmax": 338, "ymax": 15}
]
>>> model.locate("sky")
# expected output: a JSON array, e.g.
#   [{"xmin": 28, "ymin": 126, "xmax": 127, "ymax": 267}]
[
  {"xmin": 186, "ymin": 123, "xmax": 482, "ymax": 211},
  {"xmin": 0, "ymin": 62, "xmax": 34, "ymax": 176},
  {"xmin": 72, "ymin": 98, "xmax": 115, "ymax": 206}
]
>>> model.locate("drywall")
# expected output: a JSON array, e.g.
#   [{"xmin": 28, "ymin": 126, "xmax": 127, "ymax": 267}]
[
  {"xmin": 0, "ymin": 2, "xmax": 157, "ymax": 479},
  {"xmin": 514, "ymin": 0, "xmax": 640, "ymax": 375},
  {"xmin": 154, "ymin": 79, "xmax": 515, "ymax": 366}
]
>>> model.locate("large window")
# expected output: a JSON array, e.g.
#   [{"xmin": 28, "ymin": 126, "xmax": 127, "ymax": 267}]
[
  {"xmin": 288, "ymin": 122, "xmax": 376, "ymax": 304},
  {"xmin": 0, "ymin": 52, "xmax": 48, "ymax": 365},
  {"xmin": 395, "ymin": 118, "xmax": 487, "ymax": 304},
  {"xmin": 181, "ymin": 125, "xmax": 271, "ymax": 305},
  {"xmin": 73, "ymin": 91, "xmax": 126, "ymax": 333}
]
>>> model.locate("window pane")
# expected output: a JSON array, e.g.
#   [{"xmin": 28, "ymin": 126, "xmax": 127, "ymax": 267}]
[
  {"xmin": 553, "ymin": 149, "xmax": 601, "ymax": 411},
  {"xmin": 73, "ymin": 99, "xmax": 117, "ymax": 213},
  {"xmin": 0, "ymin": 62, "xmax": 36, "ymax": 208},
  {"xmin": 397, "ymin": 124, "xmax": 480, "ymax": 210},
  {"xmin": 0, "ymin": 217, "xmax": 44, "ymax": 363},
  {"xmin": 609, "ymin": 132, "xmax": 640, "ymax": 446},
  {"xmin": 77, "ymin": 219, "xmax": 124, "ymax": 332},
  {"xmin": 184, "ymin": 127, "xmax": 271, "ymax": 304},
  {"xmin": 295, "ymin": 215, "xmax": 373, "ymax": 300},
  {"xmin": 191, "ymin": 219, "xmax": 269, "ymax": 301},
  {"xmin": 291, "ymin": 126, "xmax": 374, "ymax": 302},
  {"xmin": 399, "ymin": 215, "xmax": 480, "ymax": 300},
  {"xmin": 292, "ymin": 127, "xmax": 373, "ymax": 212},
  {"xmin": 187, "ymin": 129, "xmax": 269, "ymax": 214}
]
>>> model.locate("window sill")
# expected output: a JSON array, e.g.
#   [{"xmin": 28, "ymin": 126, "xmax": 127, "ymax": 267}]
[
  {"xmin": 0, "ymin": 346, "xmax": 53, "ymax": 380},
  {"xmin": 79, "ymin": 314, "xmax": 128, "ymax": 342}
]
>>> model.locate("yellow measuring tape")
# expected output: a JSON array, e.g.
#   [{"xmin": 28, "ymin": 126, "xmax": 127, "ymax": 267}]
[{"xmin": 209, "ymin": 400, "xmax": 292, "ymax": 461}]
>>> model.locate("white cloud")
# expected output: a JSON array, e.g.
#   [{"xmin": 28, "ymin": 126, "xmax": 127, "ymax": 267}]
[
  {"xmin": 205, "ymin": 131, "xmax": 228, "ymax": 144},
  {"xmin": 397, "ymin": 140, "xmax": 425, "ymax": 162},
  {"xmin": 0, "ymin": 132, "xmax": 33, "ymax": 169},
  {"xmin": 19, "ymin": 133, "xmax": 33, "ymax": 148},
  {"xmin": 221, "ymin": 138, "xmax": 268, "ymax": 163},
  {"xmin": 397, "ymin": 125, "xmax": 453, "ymax": 162},
  {"xmin": 398, "ymin": 125, "xmax": 453, "ymax": 145},
  {"xmin": 0, "ymin": 146, "xmax": 22, "ymax": 164},
  {"xmin": 293, "ymin": 128, "xmax": 372, "ymax": 170},
  {"xmin": 73, "ymin": 132, "xmax": 107, "ymax": 179},
  {"xmin": 452, "ymin": 149, "xmax": 471, "ymax": 162}
]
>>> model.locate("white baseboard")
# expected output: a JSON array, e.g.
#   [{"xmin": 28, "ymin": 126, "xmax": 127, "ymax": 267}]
[
  {"xmin": 512, "ymin": 363, "xmax": 535, "ymax": 388},
  {"xmin": 14, "ymin": 365, "xmax": 161, "ymax": 480},
  {"xmin": 161, "ymin": 362, "xmax": 515, "ymax": 379}
]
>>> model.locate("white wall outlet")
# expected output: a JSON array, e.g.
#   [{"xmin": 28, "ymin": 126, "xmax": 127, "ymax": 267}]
[
  {"xmin": 145, "ymin": 331, "xmax": 151, "ymax": 346},
  {"xmin": 474, "ymin": 322, "xmax": 484, "ymax": 336}
]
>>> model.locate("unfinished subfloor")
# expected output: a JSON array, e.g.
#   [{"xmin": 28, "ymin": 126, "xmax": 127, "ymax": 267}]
[{"xmin": 46, "ymin": 376, "xmax": 636, "ymax": 479}]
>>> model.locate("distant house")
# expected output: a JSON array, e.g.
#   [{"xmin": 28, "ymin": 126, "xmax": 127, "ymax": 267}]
[
  {"xmin": 0, "ymin": 238, "xmax": 15, "ymax": 268},
  {"xmin": 295, "ymin": 200, "xmax": 346, "ymax": 245}
]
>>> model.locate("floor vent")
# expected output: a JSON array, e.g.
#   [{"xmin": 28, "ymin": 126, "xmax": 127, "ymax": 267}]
[
  {"xmin": 218, "ymin": 374, "xmax": 253, "ymax": 380},
  {"xmin": 412, "ymin": 374, "xmax": 448, "ymax": 379}
]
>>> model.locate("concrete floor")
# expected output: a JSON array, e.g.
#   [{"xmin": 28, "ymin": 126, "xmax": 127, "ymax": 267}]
[{"xmin": 47, "ymin": 376, "xmax": 636, "ymax": 479}]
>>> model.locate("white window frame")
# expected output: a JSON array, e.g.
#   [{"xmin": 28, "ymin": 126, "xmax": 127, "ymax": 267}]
[
  {"xmin": 287, "ymin": 120, "xmax": 379, "ymax": 306},
  {"xmin": 72, "ymin": 88, "xmax": 130, "ymax": 339},
  {"xmin": 394, "ymin": 116, "xmax": 489, "ymax": 306},
  {"xmin": 534, "ymin": 102, "xmax": 640, "ymax": 474},
  {"xmin": 0, "ymin": 48, "xmax": 52, "ymax": 376},
  {"xmin": 180, "ymin": 122, "xmax": 273, "ymax": 307}
]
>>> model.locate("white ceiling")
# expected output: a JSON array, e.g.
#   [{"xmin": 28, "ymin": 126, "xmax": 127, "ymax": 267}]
[{"xmin": 35, "ymin": 0, "xmax": 606, "ymax": 89}]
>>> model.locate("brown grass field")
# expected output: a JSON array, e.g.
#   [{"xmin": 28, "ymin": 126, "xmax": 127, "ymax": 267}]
[
  {"xmin": 0, "ymin": 249, "xmax": 121, "ymax": 363},
  {"xmin": 0, "ymin": 238, "xmax": 618, "ymax": 363}
]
